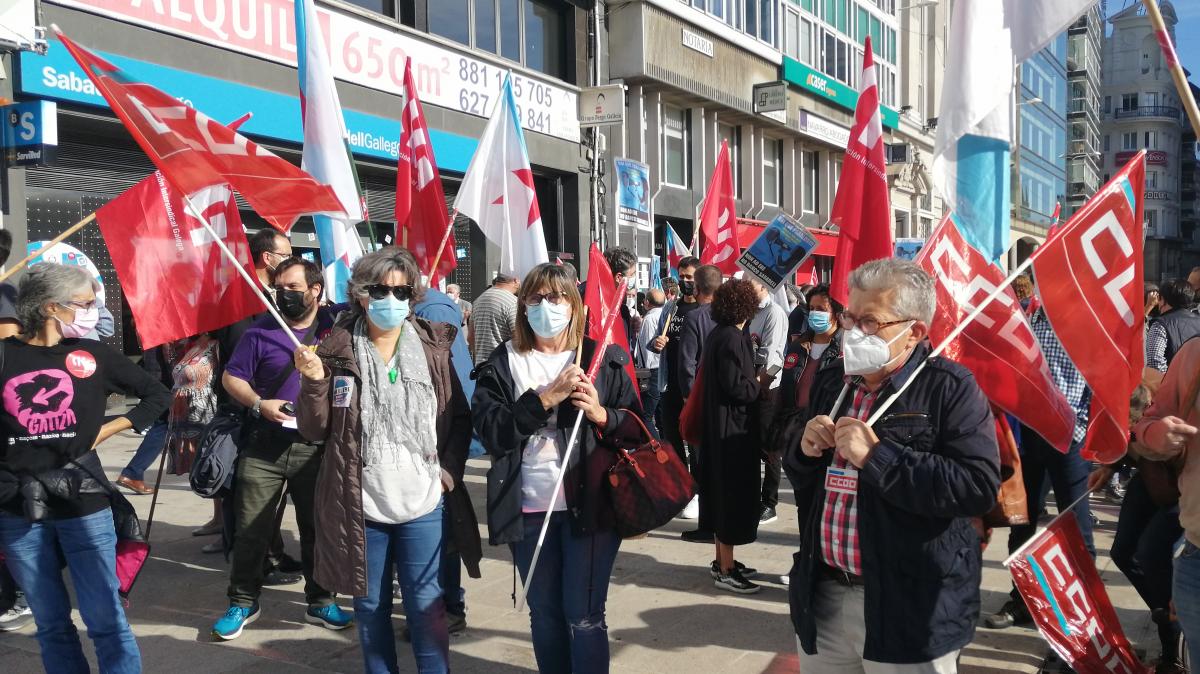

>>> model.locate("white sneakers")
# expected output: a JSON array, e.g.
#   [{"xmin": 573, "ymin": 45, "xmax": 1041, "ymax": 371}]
[{"xmin": 677, "ymin": 495, "xmax": 700, "ymax": 520}]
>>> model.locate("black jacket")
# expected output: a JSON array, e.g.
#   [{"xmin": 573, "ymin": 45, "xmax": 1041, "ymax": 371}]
[
  {"xmin": 784, "ymin": 341, "xmax": 1000, "ymax": 664},
  {"xmin": 1151, "ymin": 308, "xmax": 1200, "ymax": 366},
  {"xmin": 471, "ymin": 338, "xmax": 641, "ymax": 545}
]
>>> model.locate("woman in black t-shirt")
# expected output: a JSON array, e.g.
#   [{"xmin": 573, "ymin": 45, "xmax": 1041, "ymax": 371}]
[{"xmin": 0, "ymin": 263, "xmax": 169, "ymax": 673}]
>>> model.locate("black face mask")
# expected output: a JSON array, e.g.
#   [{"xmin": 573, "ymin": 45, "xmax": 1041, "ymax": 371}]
[
  {"xmin": 680, "ymin": 280, "xmax": 695, "ymax": 297},
  {"xmin": 275, "ymin": 288, "xmax": 310, "ymax": 321}
]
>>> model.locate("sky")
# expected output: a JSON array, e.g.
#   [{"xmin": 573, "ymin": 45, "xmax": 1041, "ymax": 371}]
[{"xmin": 1164, "ymin": 1, "xmax": 1200, "ymax": 78}]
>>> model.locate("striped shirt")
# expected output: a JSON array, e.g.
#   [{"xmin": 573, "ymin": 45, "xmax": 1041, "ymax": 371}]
[
  {"xmin": 469, "ymin": 287, "xmax": 518, "ymax": 365},
  {"xmin": 819, "ymin": 380, "xmax": 881, "ymax": 576}
]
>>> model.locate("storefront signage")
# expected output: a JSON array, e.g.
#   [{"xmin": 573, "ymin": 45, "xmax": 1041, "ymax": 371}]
[
  {"xmin": 752, "ymin": 81, "xmax": 787, "ymax": 114},
  {"xmin": 46, "ymin": 0, "xmax": 580, "ymax": 142},
  {"xmin": 682, "ymin": 28, "xmax": 714, "ymax": 57},
  {"xmin": 1115, "ymin": 149, "xmax": 1168, "ymax": 166},
  {"xmin": 578, "ymin": 84, "xmax": 625, "ymax": 127},
  {"xmin": 2, "ymin": 100, "xmax": 58, "ymax": 166},
  {"xmin": 797, "ymin": 110, "xmax": 850, "ymax": 148},
  {"xmin": 781, "ymin": 56, "xmax": 899, "ymax": 129},
  {"xmin": 1145, "ymin": 190, "xmax": 1169, "ymax": 200},
  {"xmin": 18, "ymin": 42, "xmax": 478, "ymax": 171}
]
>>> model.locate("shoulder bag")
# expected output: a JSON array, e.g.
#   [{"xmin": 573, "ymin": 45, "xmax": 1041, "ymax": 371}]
[{"xmin": 606, "ymin": 410, "xmax": 697, "ymax": 538}]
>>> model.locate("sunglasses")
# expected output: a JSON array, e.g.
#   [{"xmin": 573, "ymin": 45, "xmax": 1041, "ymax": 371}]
[{"xmin": 365, "ymin": 284, "xmax": 415, "ymax": 301}]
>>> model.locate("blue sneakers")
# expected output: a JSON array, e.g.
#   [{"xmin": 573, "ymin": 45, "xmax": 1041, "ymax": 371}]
[
  {"xmin": 212, "ymin": 604, "xmax": 260, "ymax": 641},
  {"xmin": 305, "ymin": 604, "xmax": 354, "ymax": 630}
]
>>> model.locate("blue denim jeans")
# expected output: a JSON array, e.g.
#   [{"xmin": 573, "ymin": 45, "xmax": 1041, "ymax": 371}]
[
  {"xmin": 510, "ymin": 512, "xmax": 621, "ymax": 674},
  {"xmin": 440, "ymin": 506, "xmax": 464, "ymax": 617},
  {"xmin": 0, "ymin": 508, "xmax": 141, "ymax": 674},
  {"xmin": 355, "ymin": 504, "xmax": 448, "ymax": 674},
  {"xmin": 120, "ymin": 420, "xmax": 168, "ymax": 482},
  {"xmin": 1174, "ymin": 539, "xmax": 1200, "ymax": 668}
]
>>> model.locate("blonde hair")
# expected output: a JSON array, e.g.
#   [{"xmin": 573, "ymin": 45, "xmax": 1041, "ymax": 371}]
[{"xmin": 513, "ymin": 263, "xmax": 586, "ymax": 353}]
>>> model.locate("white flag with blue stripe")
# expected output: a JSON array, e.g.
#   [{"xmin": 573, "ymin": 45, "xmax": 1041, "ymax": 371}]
[
  {"xmin": 295, "ymin": 0, "xmax": 365, "ymax": 301},
  {"xmin": 934, "ymin": 0, "xmax": 1095, "ymax": 262}
]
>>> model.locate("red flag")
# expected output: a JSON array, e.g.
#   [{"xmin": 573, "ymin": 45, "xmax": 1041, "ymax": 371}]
[
  {"xmin": 396, "ymin": 57, "xmax": 454, "ymax": 286},
  {"xmin": 1032, "ymin": 152, "xmax": 1145, "ymax": 463},
  {"xmin": 698, "ymin": 141, "xmax": 739, "ymax": 275},
  {"xmin": 916, "ymin": 213, "xmax": 1076, "ymax": 452},
  {"xmin": 1009, "ymin": 512, "xmax": 1149, "ymax": 674},
  {"xmin": 583, "ymin": 243, "xmax": 639, "ymax": 395},
  {"xmin": 96, "ymin": 172, "xmax": 261, "ymax": 348},
  {"xmin": 829, "ymin": 36, "xmax": 893, "ymax": 306},
  {"xmin": 55, "ymin": 29, "xmax": 343, "ymax": 233}
]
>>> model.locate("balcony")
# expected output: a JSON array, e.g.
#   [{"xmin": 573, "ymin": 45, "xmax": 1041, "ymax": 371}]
[{"xmin": 1114, "ymin": 106, "xmax": 1180, "ymax": 121}]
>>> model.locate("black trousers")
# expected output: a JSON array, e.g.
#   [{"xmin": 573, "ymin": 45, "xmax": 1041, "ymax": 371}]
[
  {"xmin": 661, "ymin": 386, "xmax": 695, "ymax": 475},
  {"xmin": 757, "ymin": 387, "xmax": 782, "ymax": 509}
]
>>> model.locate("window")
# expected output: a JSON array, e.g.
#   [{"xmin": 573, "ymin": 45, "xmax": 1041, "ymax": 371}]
[
  {"xmin": 500, "ymin": 0, "xmax": 521, "ymax": 61},
  {"xmin": 1103, "ymin": 95, "xmax": 1111, "ymax": 113},
  {"xmin": 785, "ymin": 7, "xmax": 799, "ymax": 59},
  {"xmin": 525, "ymin": 0, "xmax": 565, "ymax": 78},
  {"xmin": 719, "ymin": 124, "xmax": 742, "ymax": 198},
  {"xmin": 1146, "ymin": 131, "xmax": 1159, "ymax": 149},
  {"xmin": 803, "ymin": 151, "xmax": 819, "ymax": 213},
  {"xmin": 430, "ymin": 0, "xmax": 567, "ymax": 78},
  {"xmin": 430, "ymin": 0, "xmax": 471, "ymax": 44},
  {"xmin": 763, "ymin": 138, "xmax": 783, "ymax": 205},
  {"xmin": 1147, "ymin": 171, "xmax": 1159, "ymax": 189},
  {"xmin": 801, "ymin": 18, "xmax": 813, "ymax": 64},
  {"xmin": 475, "ymin": 0, "xmax": 497, "ymax": 52},
  {"xmin": 1121, "ymin": 93, "xmax": 1139, "ymax": 111},
  {"xmin": 1103, "ymin": 134, "xmax": 1110, "ymax": 152},
  {"xmin": 1122, "ymin": 132, "xmax": 1137, "ymax": 150},
  {"xmin": 345, "ymin": 0, "xmax": 395, "ymax": 17},
  {"xmin": 663, "ymin": 105, "xmax": 690, "ymax": 188},
  {"xmin": 1146, "ymin": 209, "xmax": 1158, "ymax": 235}
]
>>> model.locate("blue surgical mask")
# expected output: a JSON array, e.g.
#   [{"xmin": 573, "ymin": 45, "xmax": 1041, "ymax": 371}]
[
  {"xmin": 808, "ymin": 310, "xmax": 832, "ymax": 334},
  {"xmin": 367, "ymin": 296, "xmax": 410, "ymax": 330},
  {"xmin": 526, "ymin": 300, "xmax": 571, "ymax": 338}
]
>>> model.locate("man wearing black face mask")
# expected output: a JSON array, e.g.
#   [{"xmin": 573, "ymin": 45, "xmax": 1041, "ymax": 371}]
[
  {"xmin": 650, "ymin": 256, "xmax": 702, "ymax": 505},
  {"xmin": 212, "ymin": 257, "xmax": 352, "ymax": 640}
]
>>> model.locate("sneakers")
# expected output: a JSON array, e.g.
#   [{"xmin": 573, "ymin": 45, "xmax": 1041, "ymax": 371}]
[
  {"xmin": 0, "ymin": 594, "xmax": 33, "ymax": 632},
  {"xmin": 677, "ymin": 495, "xmax": 700, "ymax": 520},
  {"xmin": 985, "ymin": 598, "xmax": 1032, "ymax": 629},
  {"xmin": 262, "ymin": 567, "xmax": 302, "ymax": 586},
  {"xmin": 714, "ymin": 569, "xmax": 761, "ymax": 594},
  {"xmin": 400, "ymin": 612, "xmax": 466, "ymax": 642},
  {"xmin": 709, "ymin": 560, "xmax": 758, "ymax": 580},
  {"xmin": 1106, "ymin": 472, "xmax": 1127, "ymax": 505},
  {"xmin": 305, "ymin": 604, "xmax": 354, "ymax": 630},
  {"xmin": 192, "ymin": 520, "xmax": 222, "ymax": 537},
  {"xmin": 759, "ymin": 506, "xmax": 778, "ymax": 525},
  {"xmin": 201, "ymin": 541, "xmax": 224, "ymax": 555},
  {"xmin": 212, "ymin": 604, "xmax": 260, "ymax": 641},
  {"xmin": 680, "ymin": 528, "xmax": 714, "ymax": 543}
]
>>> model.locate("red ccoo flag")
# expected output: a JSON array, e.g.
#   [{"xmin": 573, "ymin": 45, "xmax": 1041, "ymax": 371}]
[
  {"xmin": 583, "ymin": 243, "xmax": 640, "ymax": 397},
  {"xmin": 698, "ymin": 141, "xmax": 740, "ymax": 275},
  {"xmin": 396, "ymin": 57, "xmax": 455, "ymax": 285},
  {"xmin": 829, "ymin": 36, "xmax": 893, "ymax": 306},
  {"xmin": 54, "ymin": 29, "xmax": 343, "ymax": 233},
  {"xmin": 1032, "ymin": 152, "xmax": 1146, "ymax": 463},
  {"xmin": 97, "ymin": 172, "xmax": 261, "ymax": 348}
]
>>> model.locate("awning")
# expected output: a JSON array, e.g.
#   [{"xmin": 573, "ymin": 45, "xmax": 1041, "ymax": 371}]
[{"xmin": 736, "ymin": 218, "xmax": 837, "ymax": 256}]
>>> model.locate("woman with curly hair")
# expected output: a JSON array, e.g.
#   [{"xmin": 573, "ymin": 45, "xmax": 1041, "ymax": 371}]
[{"xmin": 696, "ymin": 278, "xmax": 763, "ymax": 593}]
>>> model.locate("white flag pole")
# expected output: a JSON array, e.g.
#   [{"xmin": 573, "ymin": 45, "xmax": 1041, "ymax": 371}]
[{"xmin": 178, "ymin": 194, "xmax": 305, "ymax": 350}]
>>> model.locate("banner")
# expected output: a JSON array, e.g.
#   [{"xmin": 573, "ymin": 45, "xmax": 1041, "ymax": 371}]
[
  {"xmin": 736, "ymin": 213, "xmax": 818, "ymax": 290},
  {"xmin": 583, "ymin": 243, "xmax": 639, "ymax": 395},
  {"xmin": 698, "ymin": 141, "xmax": 740, "ymax": 275},
  {"xmin": 96, "ymin": 172, "xmax": 261, "ymax": 348},
  {"xmin": 916, "ymin": 214, "xmax": 1076, "ymax": 452},
  {"xmin": 1009, "ymin": 512, "xmax": 1149, "ymax": 674},
  {"xmin": 614, "ymin": 159, "xmax": 650, "ymax": 229}
]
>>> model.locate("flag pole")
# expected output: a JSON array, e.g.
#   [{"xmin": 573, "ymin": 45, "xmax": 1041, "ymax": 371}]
[
  {"xmin": 178, "ymin": 195, "xmax": 306, "ymax": 350},
  {"xmin": 1002, "ymin": 488, "xmax": 1095, "ymax": 568},
  {"xmin": 1144, "ymin": 0, "xmax": 1200, "ymax": 141},
  {"xmin": 425, "ymin": 210, "xmax": 459, "ymax": 281},
  {"xmin": 0, "ymin": 212, "xmax": 97, "ymax": 284}
]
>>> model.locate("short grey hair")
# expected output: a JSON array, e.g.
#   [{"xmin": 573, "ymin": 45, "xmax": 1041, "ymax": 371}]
[
  {"xmin": 847, "ymin": 258, "xmax": 936, "ymax": 324},
  {"xmin": 17, "ymin": 263, "xmax": 101, "ymax": 336},
  {"xmin": 346, "ymin": 247, "xmax": 426, "ymax": 318}
]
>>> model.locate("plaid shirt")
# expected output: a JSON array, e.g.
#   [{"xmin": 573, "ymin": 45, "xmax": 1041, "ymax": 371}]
[
  {"xmin": 1145, "ymin": 320, "xmax": 1169, "ymax": 373},
  {"xmin": 819, "ymin": 380, "xmax": 881, "ymax": 576},
  {"xmin": 1030, "ymin": 310, "xmax": 1091, "ymax": 443}
]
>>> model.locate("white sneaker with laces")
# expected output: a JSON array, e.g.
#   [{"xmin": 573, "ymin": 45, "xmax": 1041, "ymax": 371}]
[{"xmin": 678, "ymin": 495, "xmax": 700, "ymax": 520}]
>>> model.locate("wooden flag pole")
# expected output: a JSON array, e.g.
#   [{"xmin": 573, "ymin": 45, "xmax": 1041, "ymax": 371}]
[
  {"xmin": 425, "ymin": 210, "xmax": 459, "ymax": 281},
  {"xmin": 0, "ymin": 213, "xmax": 97, "ymax": 284},
  {"xmin": 1144, "ymin": 0, "xmax": 1200, "ymax": 140}
]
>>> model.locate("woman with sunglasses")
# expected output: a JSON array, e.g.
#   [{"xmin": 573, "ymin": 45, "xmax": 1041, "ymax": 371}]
[
  {"xmin": 472, "ymin": 263, "xmax": 641, "ymax": 674},
  {"xmin": 0, "ymin": 263, "xmax": 170, "ymax": 673},
  {"xmin": 294, "ymin": 247, "xmax": 475, "ymax": 674}
]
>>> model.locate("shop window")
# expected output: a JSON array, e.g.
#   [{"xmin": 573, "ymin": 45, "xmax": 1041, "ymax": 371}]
[
  {"xmin": 429, "ymin": 0, "xmax": 567, "ymax": 79},
  {"xmin": 664, "ymin": 105, "xmax": 690, "ymax": 188},
  {"xmin": 763, "ymin": 138, "xmax": 783, "ymax": 205}
]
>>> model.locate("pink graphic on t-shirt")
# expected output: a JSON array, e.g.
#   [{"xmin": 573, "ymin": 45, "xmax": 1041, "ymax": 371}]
[{"xmin": 3, "ymin": 369, "xmax": 77, "ymax": 435}]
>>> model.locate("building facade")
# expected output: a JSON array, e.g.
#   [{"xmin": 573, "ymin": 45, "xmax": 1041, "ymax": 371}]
[
  {"xmin": 1065, "ymin": 6, "xmax": 1103, "ymax": 218},
  {"xmin": 9, "ymin": 0, "xmax": 592, "ymax": 351}
]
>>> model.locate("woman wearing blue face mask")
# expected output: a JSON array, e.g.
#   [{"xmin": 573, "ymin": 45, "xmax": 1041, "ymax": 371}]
[
  {"xmin": 294, "ymin": 247, "xmax": 477, "ymax": 674},
  {"xmin": 472, "ymin": 262, "xmax": 641, "ymax": 674}
]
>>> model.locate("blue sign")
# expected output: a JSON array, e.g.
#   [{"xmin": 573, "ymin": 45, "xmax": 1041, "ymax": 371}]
[
  {"xmin": 737, "ymin": 214, "xmax": 819, "ymax": 289},
  {"xmin": 2, "ymin": 100, "xmax": 57, "ymax": 165},
  {"xmin": 17, "ymin": 43, "xmax": 477, "ymax": 172}
]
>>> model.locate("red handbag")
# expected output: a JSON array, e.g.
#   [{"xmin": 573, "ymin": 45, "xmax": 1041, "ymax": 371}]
[
  {"xmin": 678, "ymin": 364, "xmax": 706, "ymax": 446},
  {"xmin": 606, "ymin": 410, "xmax": 698, "ymax": 539}
]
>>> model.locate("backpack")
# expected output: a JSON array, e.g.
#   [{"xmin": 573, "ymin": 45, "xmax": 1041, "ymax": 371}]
[{"xmin": 188, "ymin": 405, "xmax": 245, "ymax": 498}]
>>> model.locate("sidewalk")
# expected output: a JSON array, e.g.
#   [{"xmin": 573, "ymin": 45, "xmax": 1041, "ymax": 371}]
[{"xmin": 0, "ymin": 431, "xmax": 1161, "ymax": 673}]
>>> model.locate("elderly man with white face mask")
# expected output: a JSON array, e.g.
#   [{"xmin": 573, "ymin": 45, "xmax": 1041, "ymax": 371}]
[{"xmin": 786, "ymin": 258, "xmax": 1000, "ymax": 674}]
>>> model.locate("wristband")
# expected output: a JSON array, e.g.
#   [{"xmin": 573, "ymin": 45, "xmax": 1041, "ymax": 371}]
[{"xmin": 251, "ymin": 397, "xmax": 263, "ymax": 418}]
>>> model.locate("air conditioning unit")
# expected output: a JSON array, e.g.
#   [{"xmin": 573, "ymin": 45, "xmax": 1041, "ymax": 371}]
[{"xmin": 886, "ymin": 143, "xmax": 912, "ymax": 165}]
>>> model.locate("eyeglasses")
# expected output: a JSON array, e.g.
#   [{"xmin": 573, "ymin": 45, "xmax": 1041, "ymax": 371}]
[
  {"xmin": 838, "ymin": 313, "xmax": 912, "ymax": 336},
  {"xmin": 64, "ymin": 299, "xmax": 98, "ymax": 311},
  {"xmin": 364, "ymin": 284, "xmax": 415, "ymax": 301},
  {"xmin": 525, "ymin": 291, "xmax": 567, "ymax": 306}
]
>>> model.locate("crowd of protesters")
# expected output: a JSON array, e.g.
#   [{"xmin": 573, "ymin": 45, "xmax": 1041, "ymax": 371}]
[{"xmin": 0, "ymin": 239, "xmax": 1198, "ymax": 674}]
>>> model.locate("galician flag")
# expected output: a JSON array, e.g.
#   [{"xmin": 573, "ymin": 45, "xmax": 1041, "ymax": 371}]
[
  {"xmin": 934, "ymin": 0, "xmax": 1095, "ymax": 262},
  {"xmin": 666, "ymin": 223, "xmax": 690, "ymax": 278},
  {"xmin": 829, "ymin": 36, "xmax": 892, "ymax": 307},
  {"xmin": 454, "ymin": 75, "xmax": 548, "ymax": 279},
  {"xmin": 295, "ymin": 0, "xmax": 366, "ymax": 302}
]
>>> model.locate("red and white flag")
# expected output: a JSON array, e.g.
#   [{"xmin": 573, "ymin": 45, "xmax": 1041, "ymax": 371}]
[
  {"xmin": 55, "ymin": 30, "xmax": 343, "ymax": 233},
  {"xmin": 583, "ymin": 243, "xmax": 639, "ymax": 395},
  {"xmin": 916, "ymin": 213, "xmax": 1075, "ymax": 452},
  {"xmin": 1009, "ymin": 512, "xmax": 1149, "ymax": 674},
  {"xmin": 1032, "ymin": 152, "xmax": 1145, "ymax": 463},
  {"xmin": 829, "ymin": 36, "xmax": 893, "ymax": 306},
  {"xmin": 454, "ymin": 75, "xmax": 548, "ymax": 279},
  {"xmin": 396, "ymin": 57, "xmax": 455, "ymax": 286},
  {"xmin": 96, "ymin": 172, "xmax": 261, "ymax": 348},
  {"xmin": 698, "ymin": 141, "xmax": 739, "ymax": 275}
]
